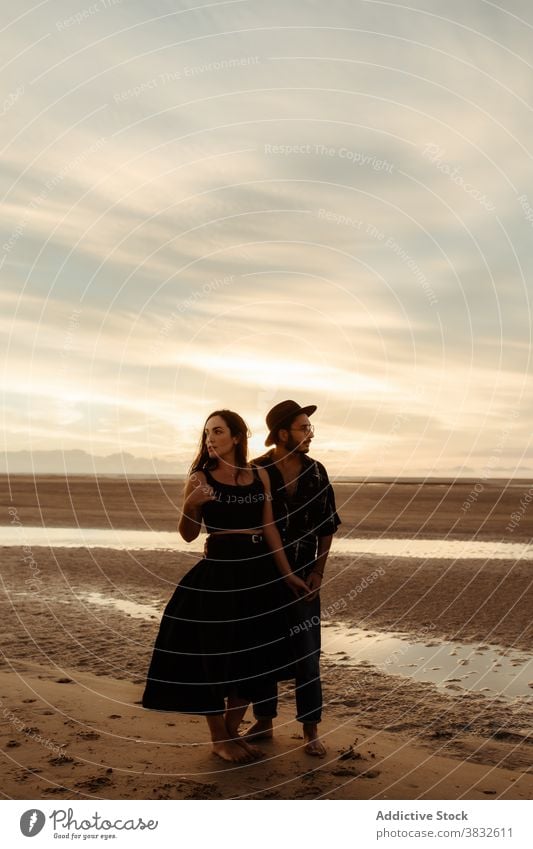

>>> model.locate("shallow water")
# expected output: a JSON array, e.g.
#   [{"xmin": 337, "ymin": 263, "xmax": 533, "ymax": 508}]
[
  {"xmin": 19, "ymin": 586, "xmax": 529, "ymax": 702},
  {"xmin": 6, "ymin": 589, "xmax": 163, "ymax": 621},
  {"xmin": 322, "ymin": 622, "xmax": 533, "ymax": 701},
  {"xmin": 2, "ymin": 525, "xmax": 532, "ymax": 560},
  {"xmin": 78, "ymin": 591, "xmax": 162, "ymax": 620}
]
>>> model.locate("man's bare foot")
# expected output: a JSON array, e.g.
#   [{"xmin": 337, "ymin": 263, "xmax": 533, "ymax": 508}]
[
  {"xmin": 212, "ymin": 739, "xmax": 255, "ymax": 763},
  {"xmin": 245, "ymin": 719, "xmax": 274, "ymax": 740},
  {"xmin": 303, "ymin": 723, "xmax": 326, "ymax": 757}
]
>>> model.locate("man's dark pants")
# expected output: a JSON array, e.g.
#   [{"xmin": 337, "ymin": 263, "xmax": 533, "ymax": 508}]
[{"xmin": 252, "ymin": 561, "xmax": 322, "ymax": 725}]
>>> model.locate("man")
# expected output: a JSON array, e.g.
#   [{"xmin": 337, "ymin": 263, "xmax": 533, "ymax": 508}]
[{"xmin": 248, "ymin": 399, "xmax": 341, "ymax": 756}]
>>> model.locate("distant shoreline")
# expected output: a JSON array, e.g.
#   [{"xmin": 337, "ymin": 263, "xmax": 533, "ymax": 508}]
[{"xmin": 1, "ymin": 473, "xmax": 531, "ymax": 485}]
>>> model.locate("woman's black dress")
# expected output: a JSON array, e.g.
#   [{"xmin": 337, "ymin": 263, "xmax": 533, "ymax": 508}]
[{"xmin": 142, "ymin": 466, "xmax": 294, "ymax": 715}]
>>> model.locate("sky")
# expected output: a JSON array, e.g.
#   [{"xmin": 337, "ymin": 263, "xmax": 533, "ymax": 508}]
[{"xmin": 1, "ymin": 0, "xmax": 532, "ymax": 477}]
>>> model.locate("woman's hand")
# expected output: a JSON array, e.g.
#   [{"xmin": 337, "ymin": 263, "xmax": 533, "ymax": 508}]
[
  {"xmin": 185, "ymin": 474, "xmax": 216, "ymax": 509},
  {"xmin": 179, "ymin": 472, "xmax": 214, "ymax": 542},
  {"xmin": 284, "ymin": 572, "xmax": 310, "ymax": 599}
]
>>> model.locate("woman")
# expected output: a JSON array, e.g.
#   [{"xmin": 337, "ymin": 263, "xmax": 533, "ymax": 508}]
[{"xmin": 142, "ymin": 410, "xmax": 309, "ymax": 764}]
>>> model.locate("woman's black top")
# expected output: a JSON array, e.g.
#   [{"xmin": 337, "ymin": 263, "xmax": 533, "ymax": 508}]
[{"xmin": 200, "ymin": 465, "xmax": 266, "ymax": 533}]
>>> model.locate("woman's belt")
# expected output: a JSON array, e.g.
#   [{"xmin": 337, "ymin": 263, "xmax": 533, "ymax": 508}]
[{"xmin": 204, "ymin": 532, "xmax": 266, "ymax": 559}]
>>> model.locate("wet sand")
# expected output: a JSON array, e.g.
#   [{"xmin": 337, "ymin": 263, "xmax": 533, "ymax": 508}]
[
  {"xmin": 1, "ymin": 474, "xmax": 531, "ymax": 540},
  {"xmin": 0, "ymin": 476, "xmax": 531, "ymax": 799}
]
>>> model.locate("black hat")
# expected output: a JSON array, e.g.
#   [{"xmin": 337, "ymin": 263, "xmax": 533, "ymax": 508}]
[{"xmin": 265, "ymin": 399, "xmax": 317, "ymax": 446}]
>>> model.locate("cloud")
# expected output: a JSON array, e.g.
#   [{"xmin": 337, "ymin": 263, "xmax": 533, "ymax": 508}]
[{"xmin": 1, "ymin": 0, "xmax": 531, "ymax": 474}]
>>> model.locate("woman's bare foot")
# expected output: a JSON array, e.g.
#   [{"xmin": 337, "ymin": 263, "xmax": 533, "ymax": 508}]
[
  {"xmin": 225, "ymin": 722, "xmax": 265, "ymax": 759},
  {"xmin": 212, "ymin": 739, "xmax": 255, "ymax": 763},
  {"xmin": 235, "ymin": 738, "xmax": 265, "ymax": 759},
  {"xmin": 303, "ymin": 722, "xmax": 326, "ymax": 757},
  {"xmin": 244, "ymin": 718, "xmax": 274, "ymax": 740}
]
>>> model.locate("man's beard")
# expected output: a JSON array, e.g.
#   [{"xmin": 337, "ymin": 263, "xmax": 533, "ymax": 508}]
[{"xmin": 286, "ymin": 434, "xmax": 308, "ymax": 454}]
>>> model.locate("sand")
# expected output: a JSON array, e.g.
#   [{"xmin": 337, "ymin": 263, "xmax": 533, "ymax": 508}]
[
  {"xmin": 0, "ymin": 477, "xmax": 532, "ymax": 800},
  {"xmin": 1, "ymin": 474, "xmax": 531, "ymax": 540}
]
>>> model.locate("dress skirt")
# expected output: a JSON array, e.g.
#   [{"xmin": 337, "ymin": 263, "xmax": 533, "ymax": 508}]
[{"xmin": 142, "ymin": 534, "xmax": 295, "ymax": 715}]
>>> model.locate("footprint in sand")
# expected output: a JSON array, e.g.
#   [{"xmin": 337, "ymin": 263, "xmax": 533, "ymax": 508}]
[
  {"xmin": 332, "ymin": 767, "xmax": 380, "ymax": 779},
  {"xmin": 49, "ymin": 755, "xmax": 74, "ymax": 766},
  {"xmin": 338, "ymin": 746, "xmax": 362, "ymax": 761},
  {"xmin": 332, "ymin": 767, "xmax": 360, "ymax": 776},
  {"xmin": 75, "ymin": 775, "xmax": 112, "ymax": 791},
  {"xmin": 181, "ymin": 780, "xmax": 223, "ymax": 800}
]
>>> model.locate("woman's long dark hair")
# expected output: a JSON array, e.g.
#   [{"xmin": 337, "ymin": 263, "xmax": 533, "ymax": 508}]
[{"xmin": 190, "ymin": 409, "xmax": 251, "ymax": 480}]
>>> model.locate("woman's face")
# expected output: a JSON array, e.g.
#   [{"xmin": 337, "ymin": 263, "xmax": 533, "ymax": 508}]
[{"xmin": 204, "ymin": 415, "xmax": 238, "ymax": 461}]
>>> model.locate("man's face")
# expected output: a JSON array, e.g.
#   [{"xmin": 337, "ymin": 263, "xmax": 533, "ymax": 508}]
[{"xmin": 282, "ymin": 413, "xmax": 314, "ymax": 454}]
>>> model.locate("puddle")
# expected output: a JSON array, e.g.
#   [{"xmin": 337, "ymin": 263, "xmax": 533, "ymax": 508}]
[
  {"xmin": 7, "ymin": 590, "xmax": 163, "ymax": 620},
  {"xmin": 333, "ymin": 537, "xmax": 533, "ymax": 560},
  {"xmin": 7, "ymin": 583, "xmax": 532, "ymax": 701},
  {"xmin": 1, "ymin": 525, "xmax": 532, "ymax": 560},
  {"xmin": 77, "ymin": 592, "xmax": 162, "ymax": 620},
  {"xmin": 323, "ymin": 623, "xmax": 533, "ymax": 700},
  {"xmin": 0, "ymin": 526, "xmax": 184, "ymax": 551}
]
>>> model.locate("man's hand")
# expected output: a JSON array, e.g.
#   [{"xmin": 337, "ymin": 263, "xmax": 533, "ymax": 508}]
[
  {"xmin": 305, "ymin": 570, "xmax": 322, "ymax": 602},
  {"xmin": 284, "ymin": 572, "xmax": 310, "ymax": 599}
]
